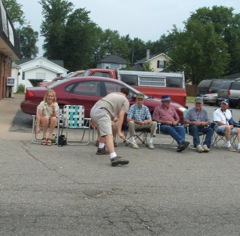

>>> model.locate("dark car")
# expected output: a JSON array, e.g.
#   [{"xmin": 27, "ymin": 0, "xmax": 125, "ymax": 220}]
[
  {"xmin": 197, "ymin": 79, "xmax": 224, "ymax": 96},
  {"xmin": 21, "ymin": 76, "xmax": 186, "ymax": 122}
]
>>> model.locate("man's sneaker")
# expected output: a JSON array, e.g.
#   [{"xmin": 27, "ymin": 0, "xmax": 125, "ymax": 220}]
[
  {"xmin": 177, "ymin": 143, "xmax": 185, "ymax": 152},
  {"xmin": 130, "ymin": 143, "xmax": 139, "ymax": 149},
  {"xmin": 196, "ymin": 145, "xmax": 204, "ymax": 153},
  {"xmin": 96, "ymin": 147, "xmax": 109, "ymax": 155},
  {"xmin": 183, "ymin": 141, "xmax": 190, "ymax": 149},
  {"xmin": 147, "ymin": 143, "xmax": 155, "ymax": 149},
  {"xmin": 177, "ymin": 141, "xmax": 189, "ymax": 152},
  {"xmin": 202, "ymin": 144, "xmax": 210, "ymax": 152},
  {"xmin": 111, "ymin": 156, "xmax": 129, "ymax": 166},
  {"xmin": 228, "ymin": 146, "xmax": 236, "ymax": 152}
]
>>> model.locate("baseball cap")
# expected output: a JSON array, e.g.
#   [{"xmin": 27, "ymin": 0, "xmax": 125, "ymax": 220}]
[
  {"xmin": 195, "ymin": 97, "xmax": 203, "ymax": 103},
  {"xmin": 221, "ymin": 99, "xmax": 229, "ymax": 105},
  {"xmin": 136, "ymin": 93, "xmax": 144, "ymax": 99},
  {"xmin": 161, "ymin": 95, "xmax": 171, "ymax": 102}
]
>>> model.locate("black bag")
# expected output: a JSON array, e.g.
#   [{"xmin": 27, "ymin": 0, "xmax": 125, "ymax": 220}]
[{"xmin": 58, "ymin": 135, "xmax": 67, "ymax": 146}]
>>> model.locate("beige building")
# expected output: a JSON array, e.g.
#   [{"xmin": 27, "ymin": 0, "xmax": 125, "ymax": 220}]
[{"xmin": 133, "ymin": 50, "xmax": 171, "ymax": 72}]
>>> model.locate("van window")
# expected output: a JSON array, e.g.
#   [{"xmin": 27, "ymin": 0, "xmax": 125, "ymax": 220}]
[
  {"xmin": 139, "ymin": 76, "xmax": 166, "ymax": 87},
  {"xmin": 120, "ymin": 75, "xmax": 138, "ymax": 86},
  {"xmin": 166, "ymin": 76, "xmax": 183, "ymax": 88}
]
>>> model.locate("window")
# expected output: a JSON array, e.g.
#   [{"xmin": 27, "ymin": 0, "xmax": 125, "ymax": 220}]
[
  {"xmin": 120, "ymin": 74, "xmax": 138, "ymax": 86},
  {"xmin": 66, "ymin": 81, "xmax": 101, "ymax": 96},
  {"xmin": 104, "ymin": 81, "xmax": 124, "ymax": 94},
  {"xmin": 139, "ymin": 76, "xmax": 166, "ymax": 87},
  {"xmin": 22, "ymin": 72, "xmax": 25, "ymax": 80},
  {"xmin": 157, "ymin": 60, "xmax": 165, "ymax": 69},
  {"xmin": 166, "ymin": 76, "xmax": 183, "ymax": 88},
  {"xmin": 93, "ymin": 72, "xmax": 111, "ymax": 78}
]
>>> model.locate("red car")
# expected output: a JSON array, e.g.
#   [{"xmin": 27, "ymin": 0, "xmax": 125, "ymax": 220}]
[{"xmin": 21, "ymin": 76, "xmax": 186, "ymax": 122}]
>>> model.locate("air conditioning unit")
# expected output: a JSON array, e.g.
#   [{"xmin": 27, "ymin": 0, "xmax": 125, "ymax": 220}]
[{"xmin": 6, "ymin": 77, "xmax": 15, "ymax": 86}]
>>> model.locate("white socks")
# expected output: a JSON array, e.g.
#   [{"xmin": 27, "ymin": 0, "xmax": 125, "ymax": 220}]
[
  {"xmin": 149, "ymin": 137, "xmax": 153, "ymax": 144},
  {"xmin": 131, "ymin": 137, "xmax": 136, "ymax": 143},
  {"xmin": 110, "ymin": 152, "xmax": 117, "ymax": 159},
  {"xmin": 99, "ymin": 143, "xmax": 105, "ymax": 149},
  {"xmin": 226, "ymin": 141, "xmax": 231, "ymax": 148}
]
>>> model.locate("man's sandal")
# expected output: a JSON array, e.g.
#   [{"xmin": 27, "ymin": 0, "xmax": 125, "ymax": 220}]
[
  {"xmin": 46, "ymin": 138, "xmax": 52, "ymax": 146},
  {"xmin": 41, "ymin": 138, "xmax": 47, "ymax": 145}
]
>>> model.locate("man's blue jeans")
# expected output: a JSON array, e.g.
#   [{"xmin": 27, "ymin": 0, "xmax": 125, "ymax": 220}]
[
  {"xmin": 189, "ymin": 125, "xmax": 214, "ymax": 148},
  {"xmin": 160, "ymin": 124, "xmax": 185, "ymax": 144}
]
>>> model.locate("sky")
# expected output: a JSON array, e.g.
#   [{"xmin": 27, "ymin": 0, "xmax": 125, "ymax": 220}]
[{"xmin": 19, "ymin": 0, "xmax": 240, "ymax": 57}]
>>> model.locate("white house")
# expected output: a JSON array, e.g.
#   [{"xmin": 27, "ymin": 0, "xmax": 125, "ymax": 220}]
[{"xmin": 13, "ymin": 57, "xmax": 68, "ymax": 90}]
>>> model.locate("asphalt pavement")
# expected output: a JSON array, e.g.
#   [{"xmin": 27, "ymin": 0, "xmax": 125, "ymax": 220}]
[{"xmin": 1, "ymin": 95, "xmax": 240, "ymax": 236}]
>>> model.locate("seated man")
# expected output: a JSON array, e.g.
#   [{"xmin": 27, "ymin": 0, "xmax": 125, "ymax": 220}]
[
  {"xmin": 184, "ymin": 97, "xmax": 214, "ymax": 153},
  {"xmin": 152, "ymin": 95, "xmax": 189, "ymax": 152},
  {"xmin": 213, "ymin": 99, "xmax": 240, "ymax": 152},
  {"xmin": 127, "ymin": 93, "xmax": 157, "ymax": 149}
]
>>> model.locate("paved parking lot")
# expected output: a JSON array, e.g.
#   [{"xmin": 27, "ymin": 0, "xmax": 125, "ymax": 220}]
[{"xmin": 1, "ymin": 95, "xmax": 240, "ymax": 235}]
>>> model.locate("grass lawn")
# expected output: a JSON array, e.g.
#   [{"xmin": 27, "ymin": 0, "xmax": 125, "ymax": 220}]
[{"xmin": 187, "ymin": 96, "xmax": 196, "ymax": 103}]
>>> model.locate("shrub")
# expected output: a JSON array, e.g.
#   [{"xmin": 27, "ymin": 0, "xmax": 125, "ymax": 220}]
[{"xmin": 16, "ymin": 84, "xmax": 25, "ymax": 93}]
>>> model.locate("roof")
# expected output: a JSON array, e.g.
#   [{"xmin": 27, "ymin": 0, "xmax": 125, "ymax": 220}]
[
  {"xmin": 98, "ymin": 54, "xmax": 126, "ymax": 64},
  {"xmin": 14, "ymin": 57, "xmax": 64, "ymax": 67},
  {"xmin": 134, "ymin": 53, "xmax": 171, "ymax": 65}
]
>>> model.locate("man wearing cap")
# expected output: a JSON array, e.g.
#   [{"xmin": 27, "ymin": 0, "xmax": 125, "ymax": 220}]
[
  {"xmin": 184, "ymin": 97, "xmax": 214, "ymax": 153},
  {"xmin": 127, "ymin": 93, "xmax": 157, "ymax": 149},
  {"xmin": 213, "ymin": 99, "xmax": 240, "ymax": 152},
  {"xmin": 153, "ymin": 95, "xmax": 190, "ymax": 152}
]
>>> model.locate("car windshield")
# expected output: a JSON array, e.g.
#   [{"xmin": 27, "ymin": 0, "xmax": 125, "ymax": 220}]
[
  {"xmin": 64, "ymin": 72, "xmax": 75, "ymax": 79},
  {"xmin": 48, "ymin": 78, "xmax": 69, "ymax": 88},
  {"xmin": 82, "ymin": 70, "xmax": 91, "ymax": 76}
]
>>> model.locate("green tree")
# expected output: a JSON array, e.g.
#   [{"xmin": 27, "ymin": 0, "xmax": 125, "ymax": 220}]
[
  {"xmin": 168, "ymin": 21, "xmax": 230, "ymax": 85},
  {"xmin": 125, "ymin": 37, "xmax": 146, "ymax": 66},
  {"xmin": 188, "ymin": 6, "xmax": 240, "ymax": 75},
  {"xmin": 39, "ymin": 0, "xmax": 74, "ymax": 59},
  {"xmin": 3, "ymin": 0, "xmax": 25, "ymax": 24},
  {"xmin": 64, "ymin": 8, "xmax": 101, "ymax": 70},
  {"xmin": 94, "ymin": 29, "xmax": 130, "ymax": 65},
  {"xmin": 142, "ymin": 61, "xmax": 153, "ymax": 71},
  {"xmin": 17, "ymin": 26, "xmax": 38, "ymax": 58}
]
